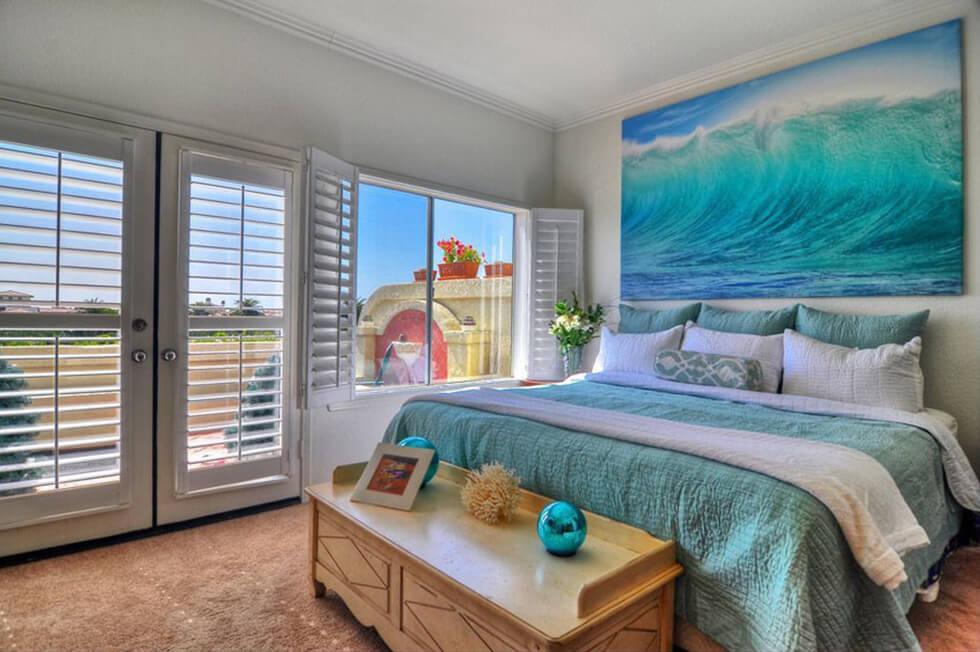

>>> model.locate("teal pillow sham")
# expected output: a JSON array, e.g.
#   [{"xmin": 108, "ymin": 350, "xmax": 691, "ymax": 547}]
[
  {"xmin": 654, "ymin": 349, "xmax": 764, "ymax": 391},
  {"xmin": 796, "ymin": 305, "xmax": 929, "ymax": 348},
  {"xmin": 619, "ymin": 303, "xmax": 701, "ymax": 333},
  {"xmin": 696, "ymin": 304, "xmax": 797, "ymax": 336}
]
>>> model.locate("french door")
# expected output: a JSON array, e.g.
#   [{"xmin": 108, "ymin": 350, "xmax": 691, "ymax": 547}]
[
  {"xmin": 0, "ymin": 103, "xmax": 155, "ymax": 556},
  {"xmin": 0, "ymin": 110, "xmax": 302, "ymax": 557},
  {"xmin": 155, "ymin": 136, "xmax": 301, "ymax": 524}
]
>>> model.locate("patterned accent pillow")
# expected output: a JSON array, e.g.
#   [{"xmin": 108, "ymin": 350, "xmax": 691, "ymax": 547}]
[{"xmin": 654, "ymin": 349, "xmax": 764, "ymax": 392}]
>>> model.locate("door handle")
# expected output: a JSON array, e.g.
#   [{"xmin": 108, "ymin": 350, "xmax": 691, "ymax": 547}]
[
  {"xmin": 131, "ymin": 350, "xmax": 148, "ymax": 364},
  {"xmin": 162, "ymin": 348, "xmax": 178, "ymax": 362}
]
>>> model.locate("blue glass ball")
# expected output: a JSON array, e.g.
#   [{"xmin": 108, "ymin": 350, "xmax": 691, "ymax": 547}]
[
  {"xmin": 537, "ymin": 501, "xmax": 587, "ymax": 557},
  {"xmin": 397, "ymin": 436, "xmax": 439, "ymax": 487}
]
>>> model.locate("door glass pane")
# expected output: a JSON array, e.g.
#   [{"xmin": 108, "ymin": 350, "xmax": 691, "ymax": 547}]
[
  {"xmin": 431, "ymin": 199, "xmax": 514, "ymax": 384},
  {"xmin": 354, "ymin": 184, "xmax": 428, "ymax": 389},
  {"xmin": 0, "ymin": 329, "xmax": 121, "ymax": 497},
  {"xmin": 186, "ymin": 329, "xmax": 283, "ymax": 469},
  {"xmin": 0, "ymin": 142, "xmax": 123, "ymax": 314},
  {"xmin": 182, "ymin": 159, "xmax": 290, "ymax": 480},
  {"xmin": 188, "ymin": 176, "xmax": 284, "ymax": 317}
]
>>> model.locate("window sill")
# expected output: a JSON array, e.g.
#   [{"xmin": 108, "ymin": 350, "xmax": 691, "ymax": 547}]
[{"xmin": 325, "ymin": 377, "xmax": 521, "ymax": 412}]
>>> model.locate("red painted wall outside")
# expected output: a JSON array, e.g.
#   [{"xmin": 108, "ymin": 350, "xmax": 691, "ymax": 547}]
[{"xmin": 376, "ymin": 309, "xmax": 447, "ymax": 381}]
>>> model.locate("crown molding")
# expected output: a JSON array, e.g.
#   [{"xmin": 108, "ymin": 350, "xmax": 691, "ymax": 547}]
[
  {"xmin": 555, "ymin": 0, "xmax": 966, "ymax": 131},
  {"xmin": 205, "ymin": 0, "xmax": 966, "ymax": 135},
  {"xmin": 203, "ymin": 0, "xmax": 557, "ymax": 130}
]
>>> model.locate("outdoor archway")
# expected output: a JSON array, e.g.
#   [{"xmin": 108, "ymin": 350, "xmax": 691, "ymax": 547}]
[{"xmin": 375, "ymin": 309, "xmax": 448, "ymax": 381}]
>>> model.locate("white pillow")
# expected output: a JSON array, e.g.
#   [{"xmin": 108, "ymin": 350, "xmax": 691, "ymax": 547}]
[
  {"xmin": 681, "ymin": 322, "xmax": 783, "ymax": 393},
  {"xmin": 592, "ymin": 325, "xmax": 684, "ymax": 374},
  {"xmin": 781, "ymin": 329, "xmax": 924, "ymax": 412}
]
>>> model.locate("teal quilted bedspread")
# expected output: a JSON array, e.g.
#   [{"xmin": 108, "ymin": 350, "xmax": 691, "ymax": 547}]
[{"xmin": 383, "ymin": 380, "xmax": 962, "ymax": 652}]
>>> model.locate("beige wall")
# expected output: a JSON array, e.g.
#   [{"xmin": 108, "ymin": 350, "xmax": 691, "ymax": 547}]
[{"xmin": 555, "ymin": 3, "xmax": 980, "ymax": 471}]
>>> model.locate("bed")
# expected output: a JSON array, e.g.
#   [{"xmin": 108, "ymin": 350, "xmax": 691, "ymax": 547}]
[{"xmin": 383, "ymin": 375, "xmax": 969, "ymax": 652}]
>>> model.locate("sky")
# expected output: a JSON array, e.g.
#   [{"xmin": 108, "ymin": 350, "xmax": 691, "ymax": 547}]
[
  {"xmin": 622, "ymin": 20, "xmax": 961, "ymax": 154},
  {"xmin": 0, "ymin": 142, "xmax": 124, "ymax": 307},
  {"xmin": 356, "ymin": 183, "xmax": 515, "ymax": 300}
]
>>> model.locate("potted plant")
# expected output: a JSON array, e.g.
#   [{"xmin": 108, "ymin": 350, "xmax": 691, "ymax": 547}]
[
  {"xmin": 484, "ymin": 261, "xmax": 513, "ymax": 278},
  {"xmin": 413, "ymin": 268, "xmax": 435, "ymax": 282},
  {"xmin": 436, "ymin": 237, "xmax": 484, "ymax": 280},
  {"xmin": 548, "ymin": 293, "xmax": 604, "ymax": 377}
]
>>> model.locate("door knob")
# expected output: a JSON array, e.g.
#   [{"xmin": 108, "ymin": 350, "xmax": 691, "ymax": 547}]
[
  {"xmin": 131, "ymin": 350, "xmax": 147, "ymax": 364},
  {"xmin": 162, "ymin": 349, "xmax": 178, "ymax": 362}
]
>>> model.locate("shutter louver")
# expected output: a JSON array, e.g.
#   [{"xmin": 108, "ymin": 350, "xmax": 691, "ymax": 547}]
[
  {"xmin": 526, "ymin": 209, "xmax": 583, "ymax": 380},
  {"xmin": 303, "ymin": 148, "xmax": 357, "ymax": 407}
]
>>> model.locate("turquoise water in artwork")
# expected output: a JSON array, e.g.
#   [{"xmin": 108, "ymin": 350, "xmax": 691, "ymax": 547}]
[{"xmin": 621, "ymin": 21, "xmax": 963, "ymax": 299}]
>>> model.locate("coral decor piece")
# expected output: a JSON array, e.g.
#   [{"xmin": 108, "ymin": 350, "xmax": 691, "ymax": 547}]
[{"xmin": 460, "ymin": 463, "xmax": 522, "ymax": 525}]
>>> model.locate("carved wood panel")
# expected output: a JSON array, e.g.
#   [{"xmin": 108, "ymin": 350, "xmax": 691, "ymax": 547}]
[
  {"xmin": 317, "ymin": 515, "xmax": 391, "ymax": 614},
  {"xmin": 582, "ymin": 603, "xmax": 661, "ymax": 652},
  {"xmin": 401, "ymin": 569, "xmax": 519, "ymax": 652}
]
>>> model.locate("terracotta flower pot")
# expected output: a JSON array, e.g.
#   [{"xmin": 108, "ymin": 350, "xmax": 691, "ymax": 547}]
[
  {"xmin": 413, "ymin": 268, "xmax": 435, "ymax": 282},
  {"xmin": 438, "ymin": 261, "xmax": 480, "ymax": 280},
  {"xmin": 484, "ymin": 262, "xmax": 513, "ymax": 278}
]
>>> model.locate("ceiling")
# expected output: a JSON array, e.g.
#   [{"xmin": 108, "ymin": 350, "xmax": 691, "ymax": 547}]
[{"xmin": 207, "ymin": 0, "xmax": 953, "ymax": 130}]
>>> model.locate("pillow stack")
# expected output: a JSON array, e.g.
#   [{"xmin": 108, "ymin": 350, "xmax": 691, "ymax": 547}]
[{"xmin": 602, "ymin": 303, "xmax": 929, "ymax": 412}]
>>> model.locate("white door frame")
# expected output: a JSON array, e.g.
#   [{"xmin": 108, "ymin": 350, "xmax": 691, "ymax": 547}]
[
  {"xmin": 156, "ymin": 134, "xmax": 302, "ymax": 525},
  {"xmin": 0, "ymin": 100, "xmax": 155, "ymax": 556}
]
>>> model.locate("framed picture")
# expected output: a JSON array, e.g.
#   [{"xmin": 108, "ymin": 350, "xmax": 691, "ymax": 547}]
[
  {"xmin": 620, "ymin": 20, "xmax": 963, "ymax": 299},
  {"xmin": 351, "ymin": 443, "xmax": 435, "ymax": 511}
]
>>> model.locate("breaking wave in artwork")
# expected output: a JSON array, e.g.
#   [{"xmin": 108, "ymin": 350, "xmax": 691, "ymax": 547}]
[{"xmin": 621, "ymin": 91, "xmax": 962, "ymax": 299}]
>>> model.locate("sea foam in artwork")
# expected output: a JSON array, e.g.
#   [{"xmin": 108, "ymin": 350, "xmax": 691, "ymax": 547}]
[{"xmin": 621, "ymin": 21, "xmax": 963, "ymax": 299}]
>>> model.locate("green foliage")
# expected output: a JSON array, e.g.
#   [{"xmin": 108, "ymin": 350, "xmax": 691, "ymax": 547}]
[
  {"xmin": 0, "ymin": 358, "xmax": 41, "ymax": 496},
  {"xmin": 231, "ymin": 298, "xmax": 264, "ymax": 316},
  {"xmin": 79, "ymin": 298, "xmax": 118, "ymax": 315},
  {"xmin": 548, "ymin": 292, "xmax": 604, "ymax": 353},
  {"xmin": 223, "ymin": 353, "xmax": 281, "ymax": 453}
]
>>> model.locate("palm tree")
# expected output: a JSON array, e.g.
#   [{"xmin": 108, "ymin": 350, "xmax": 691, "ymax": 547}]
[{"xmin": 231, "ymin": 298, "xmax": 263, "ymax": 316}]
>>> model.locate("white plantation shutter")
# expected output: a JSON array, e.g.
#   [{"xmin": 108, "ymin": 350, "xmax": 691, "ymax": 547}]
[
  {"xmin": 526, "ymin": 208, "xmax": 584, "ymax": 380},
  {"xmin": 303, "ymin": 148, "xmax": 357, "ymax": 408}
]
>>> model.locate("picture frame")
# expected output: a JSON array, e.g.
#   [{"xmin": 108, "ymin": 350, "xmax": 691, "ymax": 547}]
[{"xmin": 350, "ymin": 442, "xmax": 435, "ymax": 511}]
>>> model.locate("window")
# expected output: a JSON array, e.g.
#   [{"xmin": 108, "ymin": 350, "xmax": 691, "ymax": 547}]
[
  {"xmin": 180, "ymin": 157, "xmax": 290, "ymax": 475},
  {"xmin": 354, "ymin": 180, "xmax": 515, "ymax": 392},
  {"xmin": 0, "ymin": 140, "xmax": 125, "ymax": 495}
]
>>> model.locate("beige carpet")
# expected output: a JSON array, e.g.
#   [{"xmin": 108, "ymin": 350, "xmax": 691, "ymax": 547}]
[{"xmin": 0, "ymin": 503, "xmax": 977, "ymax": 651}]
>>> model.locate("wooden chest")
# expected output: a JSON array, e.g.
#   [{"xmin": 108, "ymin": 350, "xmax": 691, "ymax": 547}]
[{"xmin": 308, "ymin": 462, "xmax": 682, "ymax": 652}]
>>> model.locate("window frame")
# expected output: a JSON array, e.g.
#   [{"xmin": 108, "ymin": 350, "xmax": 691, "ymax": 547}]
[{"xmin": 351, "ymin": 171, "xmax": 529, "ymax": 400}]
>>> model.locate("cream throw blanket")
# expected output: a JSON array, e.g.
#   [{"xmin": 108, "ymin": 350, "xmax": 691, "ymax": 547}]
[{"xmin": 409, "ymin": 379, "xmax": 980, "ymax": 589}]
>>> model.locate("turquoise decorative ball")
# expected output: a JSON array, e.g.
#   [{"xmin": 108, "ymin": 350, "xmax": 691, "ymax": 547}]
[
  {"xmin": 397, "ymin": 436, "xmax": 439, "ymax": 487},
  {"xmin": 537, "ymin": 501, "xmax": 587, "ymax": 556}
]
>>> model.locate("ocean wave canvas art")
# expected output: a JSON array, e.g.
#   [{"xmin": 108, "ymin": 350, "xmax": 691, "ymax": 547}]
[{"xmin": 621, "ymin": 21, "xmax": 963, "ymax": 300}]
